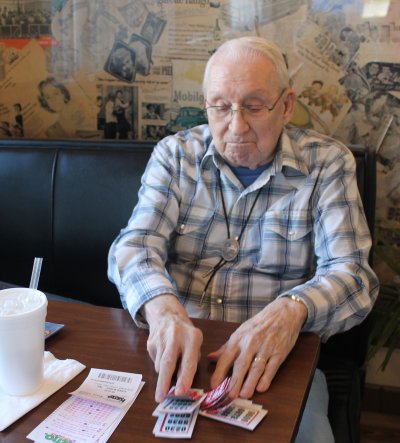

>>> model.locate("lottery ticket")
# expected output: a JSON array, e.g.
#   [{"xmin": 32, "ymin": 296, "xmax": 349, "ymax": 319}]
[
  {"xmin": 201, "ymin": 394, "xmax": 233, "ymax": 413},
  {"xmin": 200, "ymin": 377, "xmax": 231, "ymax": 410},
  {"xmin": 199, "ymin": 398, "xmax": 268, "ymax": 431},
  {"xmin": 153, "ymin": 388, "xmax": 206, "ymax": 416},
  {"xmin": 200, "ymin": 377, "xmax": 234, "ymax": 413},
  {"xmin": 166, "ymin": 387, "xmax": 205, "ymax": 401},
  {"xmin": 153, "ymin": 407, "xmax": 199, "ymax": 439}
]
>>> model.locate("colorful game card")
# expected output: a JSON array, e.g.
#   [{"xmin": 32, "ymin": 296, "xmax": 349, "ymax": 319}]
[
  {"xmin": 153, "ymin": 408, "xmax": 199, "ymax": 439},
  {"xmin": 153, "ymin": 388, "xmax": 206, "ymax": 416},
  {"xmin": 199, "ymin": 398, "xmax": 268, "ymax": 431}
]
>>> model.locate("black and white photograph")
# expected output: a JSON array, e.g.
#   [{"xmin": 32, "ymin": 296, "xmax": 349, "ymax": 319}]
[
  {"xmin": 104, "ymin": 41, "xmax": 136, "ymax": 83},
  {"xmin": 0, "ymin": 0, "xmax": 51, "ymax": 38},
  {"xmin": 128, "ymin": 33, "xmax": 152, "ymax": 76},
  {"xmin": 140, "ymin": 11, "xmax": 166, "ymax": 45}
]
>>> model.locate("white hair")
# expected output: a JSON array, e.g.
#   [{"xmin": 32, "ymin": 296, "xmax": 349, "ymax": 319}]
[{"xmin": 202, "ymin": 36, "xmax": 290, "ymax": 93}]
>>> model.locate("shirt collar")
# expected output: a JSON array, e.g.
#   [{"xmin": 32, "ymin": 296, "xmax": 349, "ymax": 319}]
[
  {"xmin": 200, "ymin": 126, "xmax": 309, "ymax": 179},
  {"xmin": 200, "ymin": 137, "xmax": 222, "ymax": 170},
  {"xmin": 276, "ymin": 128, "xmax": 309, "ymax": 177}
]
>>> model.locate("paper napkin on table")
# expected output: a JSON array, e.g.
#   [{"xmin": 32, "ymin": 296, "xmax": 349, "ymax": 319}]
[{"xmin": 0, "ymin": 351, "xmax": 86, "ymax": 431}]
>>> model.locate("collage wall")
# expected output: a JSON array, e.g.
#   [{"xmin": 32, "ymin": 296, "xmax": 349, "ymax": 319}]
[{"xmin": 0, "ymin": 0, "xmax": 399, "ymax": 255}]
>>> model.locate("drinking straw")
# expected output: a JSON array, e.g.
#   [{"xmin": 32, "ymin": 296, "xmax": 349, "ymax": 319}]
[{"xmin": 29, "ymin": 257, "xmax": 43, "ymax": 290}]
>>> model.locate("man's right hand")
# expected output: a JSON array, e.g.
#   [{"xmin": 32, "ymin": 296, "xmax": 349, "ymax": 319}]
[{"xmin": 144, "ymin": 295, "xmax": 203, "ymax": 402}]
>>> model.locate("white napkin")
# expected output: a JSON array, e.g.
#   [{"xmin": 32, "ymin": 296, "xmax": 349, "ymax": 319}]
[{"xmin": 0, "ymin": 351, "xmax": 86, "ymax": 431}]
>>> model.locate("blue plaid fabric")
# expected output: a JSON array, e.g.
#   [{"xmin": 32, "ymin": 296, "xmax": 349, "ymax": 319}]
[{"xmin": 108, "ymin": 124, "xmax": 379, "ymax": 340}]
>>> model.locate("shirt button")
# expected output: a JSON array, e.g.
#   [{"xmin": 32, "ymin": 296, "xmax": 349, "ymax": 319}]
[
  {"xmin": 180, "ymin": 224, "xmax": 185, "ymax": 232},
  {"xmin": 289, "ymin": 230, "xmax": 295, "ymax": 236},
  {"xmin": 216, "ymin": 298, "xmax": 222, "ymax": 304}
]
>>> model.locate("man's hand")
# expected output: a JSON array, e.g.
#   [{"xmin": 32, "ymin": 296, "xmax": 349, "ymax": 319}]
[
  {"xmin": 208, "ymin": 297, "xmax": 307, "ymax": 399},
  {"xmin": 144, "ymin": 295, "xmax": 203, "ymax": 402}
]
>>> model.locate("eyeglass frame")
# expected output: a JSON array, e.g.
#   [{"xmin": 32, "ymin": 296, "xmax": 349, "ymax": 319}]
[{"xmin": 204, "ymin": 87, "xmax": 287, "ymax": 120}]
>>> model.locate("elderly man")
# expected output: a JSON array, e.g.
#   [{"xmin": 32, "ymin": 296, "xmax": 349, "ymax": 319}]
[{"xmin": 108, "ymin": 36, "xmax": 378, "ymax": 442}]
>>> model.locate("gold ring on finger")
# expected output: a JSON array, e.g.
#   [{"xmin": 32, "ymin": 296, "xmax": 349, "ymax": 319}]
[{"xmin": 253, "ymin": 356, "xmax": 267, "ymax": 365}]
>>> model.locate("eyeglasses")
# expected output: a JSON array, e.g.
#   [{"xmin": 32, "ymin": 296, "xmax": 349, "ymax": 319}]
[{"xmin": 204, "ymin": 88, "xmax": 286, "ymax": 121}]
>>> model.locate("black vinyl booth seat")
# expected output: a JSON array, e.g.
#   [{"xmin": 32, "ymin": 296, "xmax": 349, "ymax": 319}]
[
  {"xmin": 318, "ymin": 144, "xmax": 376, "ymax": 443},
  {"xmin": 0, "ymin": 139, "xmax": 376, "ymax": 443},
  {"xmin": 0, "ymin": 139, "xmax": 153, "ymax": 308}
]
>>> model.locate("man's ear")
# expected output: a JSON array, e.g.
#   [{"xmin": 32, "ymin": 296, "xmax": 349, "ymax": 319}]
[{"xmin": 282, "ymin": 89, "xmax": 297, "ymax": 125}]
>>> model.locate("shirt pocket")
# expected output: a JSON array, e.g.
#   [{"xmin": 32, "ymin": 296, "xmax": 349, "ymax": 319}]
[
  {"xmin": 257, "ymin": 210, "xmax": 314, "ymax": 277},
  {"xmin": 170, "ymin": 203, "xmax": 217, "ymax": 260}
]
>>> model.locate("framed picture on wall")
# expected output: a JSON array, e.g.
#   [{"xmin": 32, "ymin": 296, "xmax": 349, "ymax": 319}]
[{"xmin": 104, "ymin": 41, "xmax": 136, "ymax": 83}]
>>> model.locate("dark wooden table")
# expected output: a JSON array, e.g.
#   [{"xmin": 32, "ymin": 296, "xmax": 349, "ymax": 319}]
[{"xmin": 0, "ymin": 300, "xmax": 320, "ymax": 442}]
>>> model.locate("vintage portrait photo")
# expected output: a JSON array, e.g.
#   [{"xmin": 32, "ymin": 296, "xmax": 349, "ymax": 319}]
[
  {"xmin": 140, "ymin": 11, "xmax": 166, "ymax": 44},
  {"xmin": 104, "ymin": 41, "xmax": 136, "ymax": 83}
]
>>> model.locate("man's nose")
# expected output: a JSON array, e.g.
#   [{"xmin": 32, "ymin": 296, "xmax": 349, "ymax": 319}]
[{"xmin": 229, "ymin": 107, "xmax": 249, "ymax": 134}]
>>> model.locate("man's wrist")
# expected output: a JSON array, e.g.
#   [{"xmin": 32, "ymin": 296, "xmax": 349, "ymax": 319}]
[
  {"xmin": 281, "ymin": 294, "xmax": 308, "ymax": 327},
  {"xmin": 143, "ymin": 294, "xmax": 189, "ymax": 325}
]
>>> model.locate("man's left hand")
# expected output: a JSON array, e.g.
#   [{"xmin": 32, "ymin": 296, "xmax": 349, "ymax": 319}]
[{"xmin": 207, "ymin": 297, "xmax": 307, "ymax": 399}]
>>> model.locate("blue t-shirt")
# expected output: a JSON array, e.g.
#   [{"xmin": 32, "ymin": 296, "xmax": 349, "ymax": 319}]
[{"xmin": 230, "ymin": 161, "xmax": 272, "ymax": 187}]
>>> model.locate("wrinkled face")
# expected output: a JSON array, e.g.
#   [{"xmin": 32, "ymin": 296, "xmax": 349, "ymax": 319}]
[{"xmin": 205, "ymin": 53, "xmax": 295, "ymax": 169}]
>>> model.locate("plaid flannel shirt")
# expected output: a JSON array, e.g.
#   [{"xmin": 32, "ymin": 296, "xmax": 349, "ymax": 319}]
[{"xmin": 108, "ymin": 124, "xmax": 379, "ymax": 340}]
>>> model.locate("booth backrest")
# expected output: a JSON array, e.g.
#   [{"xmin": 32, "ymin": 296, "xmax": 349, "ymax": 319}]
[
  {"xmin": 0, "ymin": 139, "xmax": 154, "ymax": 308},
  {"xmin": 319, "ymin": 144, "xmax": 376, "ymax": 367}
]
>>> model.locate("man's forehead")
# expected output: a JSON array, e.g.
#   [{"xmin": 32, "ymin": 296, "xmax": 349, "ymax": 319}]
[{"xmin": 206, "ymin": 56, "xmax": 278, "ymax": 90}]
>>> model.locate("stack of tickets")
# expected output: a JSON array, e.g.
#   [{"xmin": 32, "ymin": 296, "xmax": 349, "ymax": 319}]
[{"xmin": 152, "ymin": 377, "xmax": 268, "ymax": 438}]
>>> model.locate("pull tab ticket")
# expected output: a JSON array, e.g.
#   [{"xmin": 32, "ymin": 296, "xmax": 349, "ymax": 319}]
[{"xmin": 69, "ymin": 368, "xmax": 143, "ymax": 408}]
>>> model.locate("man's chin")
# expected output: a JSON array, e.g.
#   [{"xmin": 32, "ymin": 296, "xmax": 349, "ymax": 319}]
[
  {"xmin": 226, "ymin": 153, "xmax": 270, "ymax": 170},
  {"xmin": 226, "ymin": 156, "xmax": 254, "ymax": 169},
  {"xmin": 225, "ymin": 149, "xmax": 253, "ymax": 168}
]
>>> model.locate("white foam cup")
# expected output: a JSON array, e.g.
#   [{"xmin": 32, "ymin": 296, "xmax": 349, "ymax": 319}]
[{"xmin": 0, "ymin": 288, "xmax": 48, "ymax": 396}]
